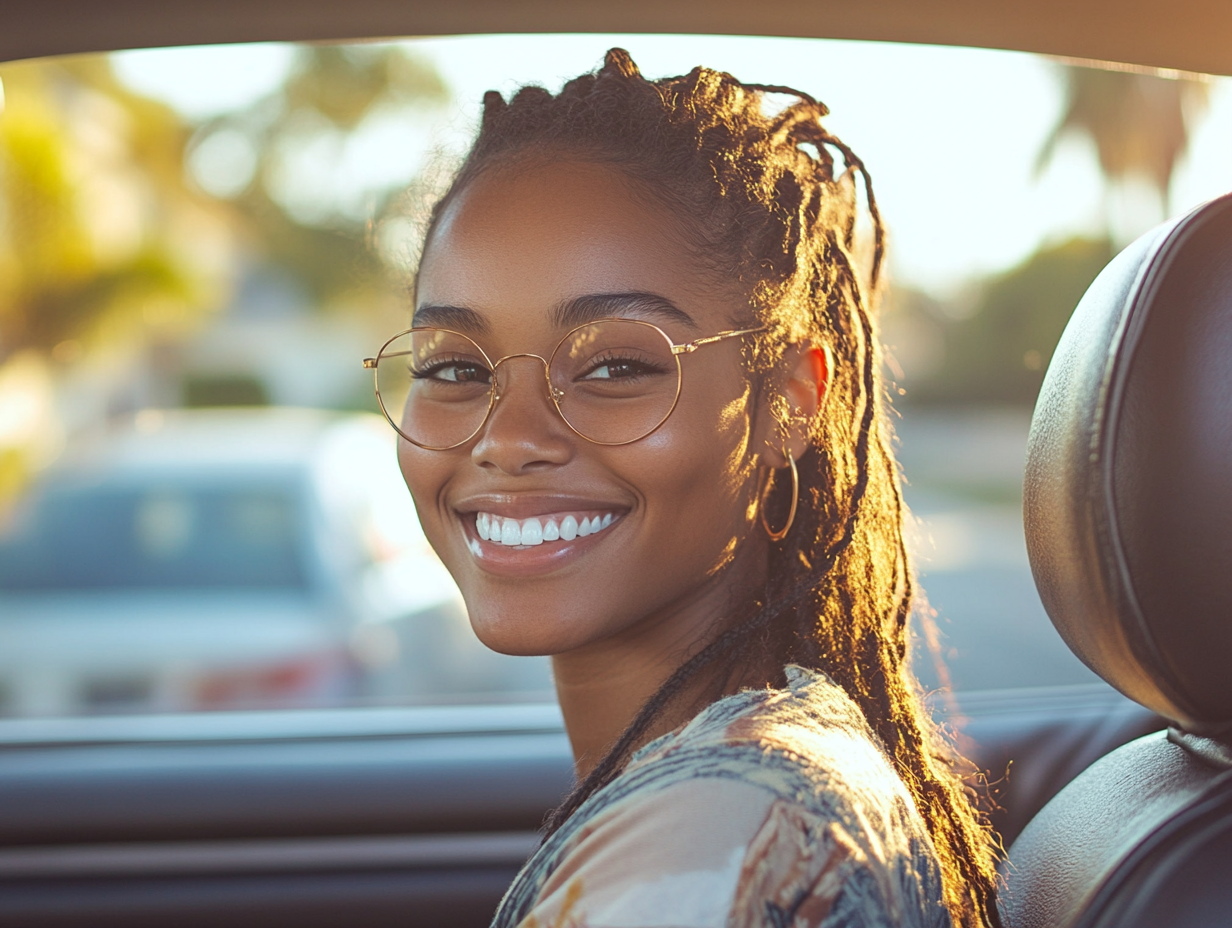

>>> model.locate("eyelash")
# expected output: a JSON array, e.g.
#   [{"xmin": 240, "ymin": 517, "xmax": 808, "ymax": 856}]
[
  {"xmin": 411, "ymin": 357, "xmax": 492, "ymax": 382},
  {"xmin": 578, "ymin": 350, "xmax": 670, "ymax": 380}
]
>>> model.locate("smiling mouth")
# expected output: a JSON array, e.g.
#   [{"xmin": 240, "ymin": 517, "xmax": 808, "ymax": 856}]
[{"xmin": 475, "ymin": 511, "xmax": 617, "ymax": 547}]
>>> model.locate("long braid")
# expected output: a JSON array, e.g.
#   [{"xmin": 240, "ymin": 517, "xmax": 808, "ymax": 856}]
[{"xmin": 422, "ymin": 49, "xmax": 1002, "ymax": 928}]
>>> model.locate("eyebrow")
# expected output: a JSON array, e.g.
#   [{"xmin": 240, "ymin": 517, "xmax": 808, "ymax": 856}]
[
  {"xmin": 412, "ymin": 291, "xmax": 698, "ymax": 335},
  {"xmin": 552, "ymin": 292, "xmax": 699, "ymax": 331},
  {"xmin": 412, "ymin": 304, "xmax": 490, "ymax": 333}
]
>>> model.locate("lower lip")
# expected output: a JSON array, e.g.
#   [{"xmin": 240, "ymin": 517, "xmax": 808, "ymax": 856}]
[{"xmin": 460, "ymin": 518, "xmax": 621, "ymax": 578}]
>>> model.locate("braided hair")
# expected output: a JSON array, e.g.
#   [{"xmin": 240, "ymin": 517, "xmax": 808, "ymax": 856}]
[{"xmin": 420, "ymin": 48, "xmax": 1002, "ymax": 928}]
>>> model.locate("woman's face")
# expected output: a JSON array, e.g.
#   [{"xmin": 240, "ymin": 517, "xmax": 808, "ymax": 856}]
[{"xmin": 402, "ymin": 159, "xmax": 776, "ymax": 660}]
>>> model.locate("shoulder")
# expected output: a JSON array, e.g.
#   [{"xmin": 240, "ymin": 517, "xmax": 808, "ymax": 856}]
[
  {"xmin": 614, "ymin": 665, "xmax": 929, "ymax": 849},
  {"xmin": 626, "ymin": 665, "xmax": 911, "ymax": 808},
  {"xmin": 495, "ymin": 668, "xmax": 952, "ymax": 928}
]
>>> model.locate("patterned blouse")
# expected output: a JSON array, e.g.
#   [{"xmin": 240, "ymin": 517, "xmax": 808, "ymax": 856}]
[{"xmin": 493, "ymin": 666, "xmax": 953, "ymax": 928}]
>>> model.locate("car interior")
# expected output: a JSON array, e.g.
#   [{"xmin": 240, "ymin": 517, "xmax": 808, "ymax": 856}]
[{"xmin": 1, "ymin": 2, "xmax": 1230, "ymax": 927}]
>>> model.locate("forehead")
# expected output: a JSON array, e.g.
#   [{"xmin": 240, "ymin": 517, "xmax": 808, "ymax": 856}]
[{"xmin": 416, "ymin": 160, "xmax": 733, "ymax": 334}]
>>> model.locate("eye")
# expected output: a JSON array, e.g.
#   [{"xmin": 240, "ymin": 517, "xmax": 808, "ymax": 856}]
[
  {"xmin": 412, "ymin": 358, "xmax": 492, "ymax": 384},
  {"xmin": 578, "ymin": 352, "xmax": 668, "ymax": 381}
]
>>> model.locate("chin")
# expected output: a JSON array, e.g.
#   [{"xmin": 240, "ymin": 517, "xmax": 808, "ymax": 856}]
[{"xmin": 462, "ymin": 599, "xmax": 578, "ymax": 657}]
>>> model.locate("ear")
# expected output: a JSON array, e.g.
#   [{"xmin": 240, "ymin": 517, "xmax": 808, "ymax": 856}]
[{"xmin": 761, "ymin": 341, "xmax": 831, "ymax": 468}]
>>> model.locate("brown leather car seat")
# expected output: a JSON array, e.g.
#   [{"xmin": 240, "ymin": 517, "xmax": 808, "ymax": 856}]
[{"xmin": 1003, "ymin": 192, "xmax": 1232, "ymax": 928}]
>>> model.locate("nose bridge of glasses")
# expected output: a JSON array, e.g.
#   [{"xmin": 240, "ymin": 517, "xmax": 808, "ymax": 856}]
[{"xmin": 491, "ymin": 353, "xmax": 562, "ymax": 402}]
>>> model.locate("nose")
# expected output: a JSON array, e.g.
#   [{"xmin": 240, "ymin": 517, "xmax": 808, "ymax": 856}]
[{"xmin": 471, "ymin": 355, "xmax": 573, "ymax": 474}]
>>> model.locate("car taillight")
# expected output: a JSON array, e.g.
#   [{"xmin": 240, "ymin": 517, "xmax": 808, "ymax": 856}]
[{"xmin": 193, "ymin": 650, "xmax": 354, "ymax": 710}]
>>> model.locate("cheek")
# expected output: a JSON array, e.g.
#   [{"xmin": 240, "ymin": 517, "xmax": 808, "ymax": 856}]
[
  {"xmin": 396, "ymin": 440, "xmax": 453, "ymax": 545},
  {"xmin": 627, "ymin": 388, "xmax": 759, "ymax": 565}
]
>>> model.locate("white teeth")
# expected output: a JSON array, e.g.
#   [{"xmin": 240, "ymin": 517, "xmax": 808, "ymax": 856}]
[
  {"xmin": 500, "ymin": 519, "xmax": 521, "ymax": 546},
  {"xmin": 521, "ymin": 518, "xmax": 543, "ymax": 546},
  {"xmin": 476, "ymin": 512, "xmax": 616, "ymax": 545}
]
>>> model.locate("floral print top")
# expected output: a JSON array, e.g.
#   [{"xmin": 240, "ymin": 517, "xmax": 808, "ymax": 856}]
[{"xmin": 493, "ymin": 666, "xmax": 953, "ymax": 928}]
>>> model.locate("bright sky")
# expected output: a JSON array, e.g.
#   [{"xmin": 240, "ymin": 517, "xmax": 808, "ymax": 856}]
[{"xmin": 111, "ymin": 35, "xmax": 1232, "ymax": 295}]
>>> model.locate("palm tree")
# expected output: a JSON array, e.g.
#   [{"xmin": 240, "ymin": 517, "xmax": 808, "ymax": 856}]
[{"xmin": 1037, "ymin": 64, "xmax": 1208, "ymax": 240}]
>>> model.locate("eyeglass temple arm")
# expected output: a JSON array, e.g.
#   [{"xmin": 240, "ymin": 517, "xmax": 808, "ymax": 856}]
[
  {"xmin": 362, "ymin": 325, "xmax": 767, "ymax": 364},
  {"xmin": 671, "ymin": 325, "xmax": 767, "ymax": 355}
]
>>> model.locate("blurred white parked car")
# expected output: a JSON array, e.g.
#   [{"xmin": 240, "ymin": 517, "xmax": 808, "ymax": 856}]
[{"xmin": 0, "ymin": 407, "xmax": 500, "ymax": 717}]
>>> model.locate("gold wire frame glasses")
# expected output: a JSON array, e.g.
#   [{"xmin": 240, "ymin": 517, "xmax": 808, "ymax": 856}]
[{"xmin": 362, "ymin": 318, "xmax": 766, "ymax": 450}]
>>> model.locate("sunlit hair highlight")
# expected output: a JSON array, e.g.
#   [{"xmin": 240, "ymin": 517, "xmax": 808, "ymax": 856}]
[{"xmin": 421, "ymin": 48, "xmax": 1002, "ymax": 928}]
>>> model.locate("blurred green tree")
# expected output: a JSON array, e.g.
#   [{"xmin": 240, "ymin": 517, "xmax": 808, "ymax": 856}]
[
  {"xmin": 186, "ymin": 45, "xmax": 448, "ymax": 313},
  {"xmin": 0, "ymin": 44, "xmax": 448, "ymax": 356},
  {"xmin": 886, "ymin": 238, "xmax": 1113, "ymax": 407},
  {"xmin": 887, "ymin": 65, "xmax": 1207, "ymax": 409},
  {"xmin": 0, "ymin": 44, "xmax": 449, "ymax": 498},
  {"xmin": 0, "ymin": 57, "xmax": 217, "ymax": 359}
]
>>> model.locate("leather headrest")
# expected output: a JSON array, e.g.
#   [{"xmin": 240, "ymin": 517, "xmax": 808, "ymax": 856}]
[{"xmin": 1025, "ymin": 193, "xmax": 1232, "ymax": 733}]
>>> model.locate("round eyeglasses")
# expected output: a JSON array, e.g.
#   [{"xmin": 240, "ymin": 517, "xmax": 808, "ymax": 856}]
[{"xmin": 363, "ymin": 318, "xmax": 766, "ymax": 450}]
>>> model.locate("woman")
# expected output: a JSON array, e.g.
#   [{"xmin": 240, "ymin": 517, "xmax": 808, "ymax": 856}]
[{"xmin": 370, "ymin": 49, "xmax": 1001, "ymax": 927}]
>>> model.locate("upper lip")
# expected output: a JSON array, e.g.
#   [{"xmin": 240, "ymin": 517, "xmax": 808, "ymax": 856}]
[{"xmin": 453, "ymin": 494, "xmax": 632, "ymax": 520}]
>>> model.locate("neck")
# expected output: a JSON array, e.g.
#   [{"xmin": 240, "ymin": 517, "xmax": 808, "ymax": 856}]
[{"xmin": 551, "ymin": 541, "xmax": 769, "ymax": 781}]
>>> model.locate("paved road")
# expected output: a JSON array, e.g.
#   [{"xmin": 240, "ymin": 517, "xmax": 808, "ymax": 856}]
[{"xmin": 896, "ymin": 408, "xmax": 1100, "ymax": 693}]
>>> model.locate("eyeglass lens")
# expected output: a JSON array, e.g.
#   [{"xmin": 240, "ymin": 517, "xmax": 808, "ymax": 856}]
[{"xmin": 374, "ymin": 319, "xmax": 683, "ymax": 448}]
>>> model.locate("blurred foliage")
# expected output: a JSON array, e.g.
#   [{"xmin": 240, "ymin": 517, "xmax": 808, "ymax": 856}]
[
  {"xmin": 1039, "ymin": 65, "xmax": 1208, "ymax": 212},
  {"xmin": 282, "ymin": 46, "xmax": 445, "ymax": 130},
  {"xmin": 0, "ymin": 57, "xmax": 217, "ymax": 359},
  {"xmin": 884, "ymin": 65, "xmax": 1207, "ymax": 410},
  {"xmin": 193, "ymin": 44, "xmax": 447, "ymax": 309},
  {"xmin": 181, "ymin": 373, "xmax": 269, "ymax": 408},
  {"xmin": 884, "ymin": 238, "xmax": 1114, "ymax": 407},
  {"xmin": 0, "ymin": 44, "xmax": 446, "ymax": 362},
  {"xmin": 0, "ymin": 43, "xmax": 448, "ymax": 500}
]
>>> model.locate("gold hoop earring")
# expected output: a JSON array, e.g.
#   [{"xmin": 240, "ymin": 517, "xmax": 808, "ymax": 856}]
[{"xmin": 760, "ymin": 450, "xmax": 799, "ymax": 542}]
